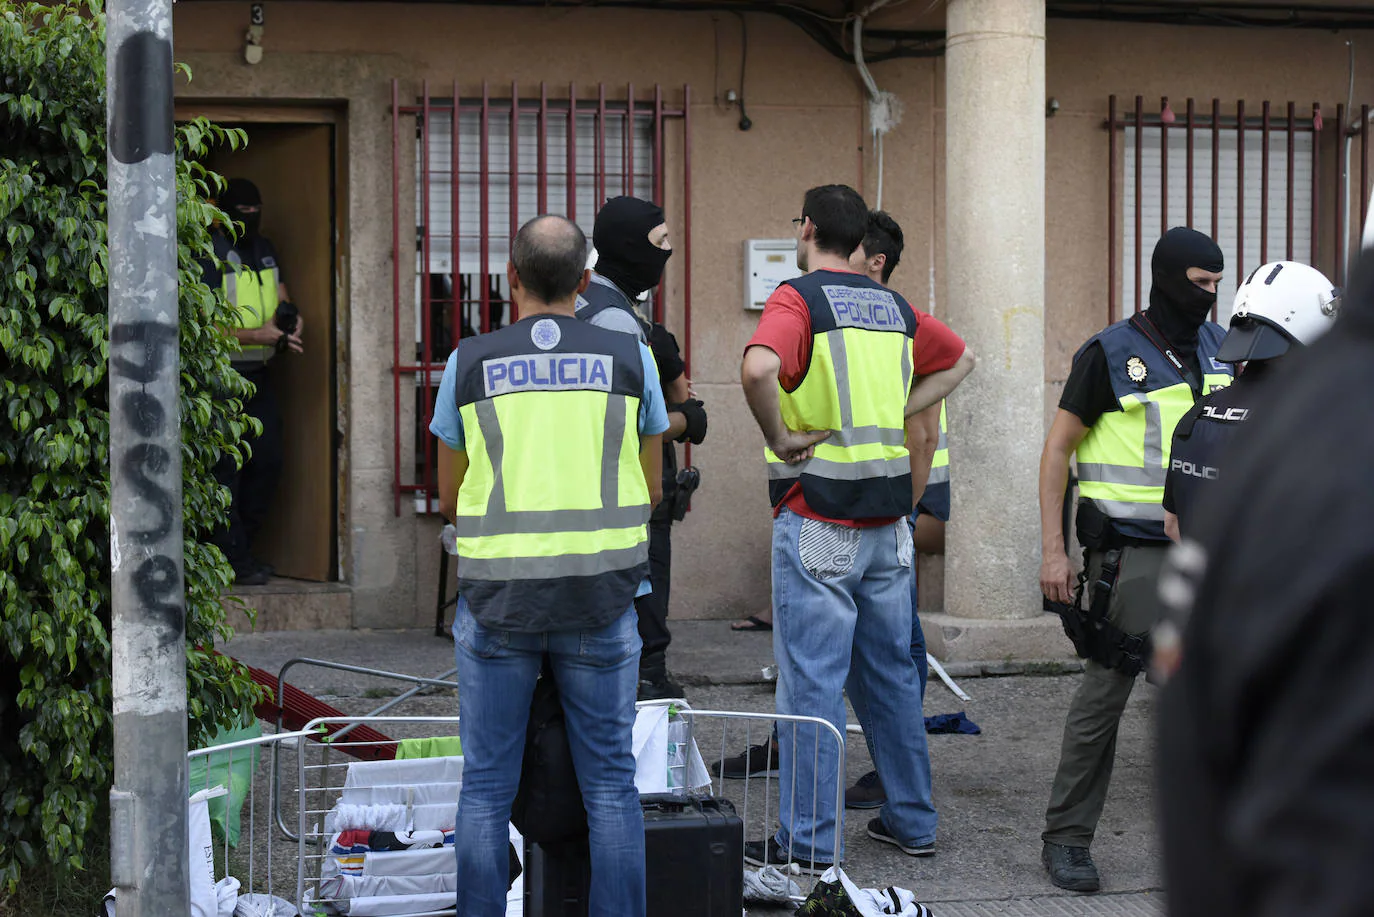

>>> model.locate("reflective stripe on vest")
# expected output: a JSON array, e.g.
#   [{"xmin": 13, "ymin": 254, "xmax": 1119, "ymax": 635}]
[
  {"xmin": 927, "ymin": 401, "xmax": 950, "ymax": 486},
  {"xmin": 223, "ymin": 261, "xmax": 279, "ymax": 364},
  {"xmin": 1075, "ymin": 319, "xmax": 1233, "ymax": 537},
  {"xmin": 764, "ymin": 272, "xmax": 916, "ymax": 520},
  {"xmin": 449, "ymin": 316, "xmax": 650, "ymax": 609}
]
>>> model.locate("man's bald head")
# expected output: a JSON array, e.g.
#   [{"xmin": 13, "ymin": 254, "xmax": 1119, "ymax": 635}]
[{"xmin": 510, "ymin": 215, "xmax": 589, "ymax": 306}]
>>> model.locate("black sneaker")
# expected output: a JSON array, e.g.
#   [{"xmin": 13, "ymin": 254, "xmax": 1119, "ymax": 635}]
[
  {"xmin": 1042, "ymin": 842, "xmax": 1100, "ymax": 892},
  {"xmin": 743, "ymin": 837, "xmax": 832, "ymax": 876},
  {"xmin": 845, "ymin": 770, "xmax": 886, "ymax": 809},
  {"xmin": 637, "ymin": 672, "xmax": 686, "ymax": 701},
  {"xmin": 711, "ymin": 740, "xmax": 778, "ymax": 779},
  {"xmin": 866, "ymin": 817, "xmax": 935, "ymax": 857}
]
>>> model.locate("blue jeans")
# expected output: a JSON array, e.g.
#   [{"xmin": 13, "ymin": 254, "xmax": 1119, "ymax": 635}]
[
  {"xmin": 771, "ymin": 509, "xmax": 938, "ymax": 862},
  {"xmin": 909, "ymin": 517, "xmax": 928, "ymax": 699},
  {"xmin": 452, "ymin": 600, "xmax": 646, "ymax": 917}
]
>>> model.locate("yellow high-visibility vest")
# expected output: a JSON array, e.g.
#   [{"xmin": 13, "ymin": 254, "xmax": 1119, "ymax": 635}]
[
  {"xmin": 1076, "ymin": 319, "xmax": 1233, "ymax": 541},
  {"xmin": 764, "ymin": 271, "xmax": 916, "ymax": 520},
  {"xmin": 449, "ymin": 315, "xmax": 651, "ymax": 630},
  {"xmin": 928, "ymin": 402, "xmax": 949, "ymax": 486},
  {"xmin": 222, "ymin": 249, "xmax": 279, "ymax": 365}
]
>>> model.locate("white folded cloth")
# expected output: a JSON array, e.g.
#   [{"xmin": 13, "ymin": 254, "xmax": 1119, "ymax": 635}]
[
  {"xmin": 340, "ymin": 783, "xmax": 461, "ymax": 808},
  {"xmin": 319, "ymin": 871, "xmax": 457, "ymax": 901},
  {"xmin": 343, "ymin": 756, "xmax": 463, "ymax": 788}
]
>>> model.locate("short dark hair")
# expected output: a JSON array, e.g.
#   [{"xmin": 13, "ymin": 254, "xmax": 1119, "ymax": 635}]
[
  {"xmin": 802, "ymin": 185, "xmax": 868, "ymax": 257},
  {"xmin": 862, "ymin": 210, "xmax": 905, "ymax": 284},
  {"xmin": 511, "ymin": 215, "xmax": 588, "ymax": 303}
]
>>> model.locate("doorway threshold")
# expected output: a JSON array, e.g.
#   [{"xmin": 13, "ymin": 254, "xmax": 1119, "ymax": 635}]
[{"xmin": 223, "ymin": 577, "xmax": 352, "ymax": 633}]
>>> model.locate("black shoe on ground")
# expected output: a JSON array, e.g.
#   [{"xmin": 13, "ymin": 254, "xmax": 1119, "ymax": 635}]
[
  {"xmin": 636, "ymin": 672, "xmax": 686, "ymax": 701},
  {"xmin": 711, "ymin": 740, "xmax": 778, "ymax": 779},
  {"xmin": 866, "ymin": 816, "xmax": 935, "ymax": 857},
  {"xmin": 845, "ymin": 769, "xmax": 887, "ymax": 809},
  {"xmin": 743, "ymin": 837, "xmax": 832, "ymax": 876},
  {"xmin": 1042, "ymin": 842, "xmax": 1100, "ymax": 893},
  {"xmin": 232, "ymin": 563, "xmax": 269, "ymax": 586}
]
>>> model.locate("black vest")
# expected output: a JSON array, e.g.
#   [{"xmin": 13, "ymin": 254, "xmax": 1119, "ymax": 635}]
[{"xmin": 1167, "ymin": 375, "xmax": 1261, "ymax": 539}]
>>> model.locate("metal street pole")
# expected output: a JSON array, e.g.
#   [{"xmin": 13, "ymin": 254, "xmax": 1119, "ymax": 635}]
[{"xmin": 105, "ymin": 0, "xmax": 189, "ymax": 912}]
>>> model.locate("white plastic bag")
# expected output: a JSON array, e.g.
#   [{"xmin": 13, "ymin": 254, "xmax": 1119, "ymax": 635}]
[
  {"xmin": 190, "ymin": 786, "xmax": 230, "ymax": 917},
  {"xmin": 101, "ymin": 787, "xmax": 236, "ymax": 917}
]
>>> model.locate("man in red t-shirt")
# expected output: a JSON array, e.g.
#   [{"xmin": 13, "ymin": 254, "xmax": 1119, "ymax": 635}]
[{"xmin": 739, "ymin": 185, "xmax": 974, "ymax": 873}]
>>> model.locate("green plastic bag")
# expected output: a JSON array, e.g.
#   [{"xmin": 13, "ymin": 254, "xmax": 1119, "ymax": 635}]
[{"xmin": 188, "ymin": 719, "xmax": 262, "ymax": 847}]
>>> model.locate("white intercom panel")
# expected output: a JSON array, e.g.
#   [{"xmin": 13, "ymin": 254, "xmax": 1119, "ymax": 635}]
[{"xmin": 744, "ymin": 239, "xmax": 804, "ymax": 310}]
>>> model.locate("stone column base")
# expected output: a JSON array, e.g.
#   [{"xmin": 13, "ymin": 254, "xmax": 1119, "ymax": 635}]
[{"xmin": 922, "ymin": 611, "xmax": 1077, "ymax": 668}]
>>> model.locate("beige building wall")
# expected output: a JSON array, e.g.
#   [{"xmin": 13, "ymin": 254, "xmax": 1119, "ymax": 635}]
[{"xmin": 174, "ymin": 3, "xmax": 1374, "ymax": 630}]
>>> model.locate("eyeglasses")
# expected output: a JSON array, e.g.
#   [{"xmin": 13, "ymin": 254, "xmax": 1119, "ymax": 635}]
[{"xmin": 792, "ymin": 217, "xmax": 806, "ymax": 227}]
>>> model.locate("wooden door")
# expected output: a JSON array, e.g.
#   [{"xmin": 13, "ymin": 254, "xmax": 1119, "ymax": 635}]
[{"xmin": 205, "ymin": 122, "xmax": 336, "ymax": 581}]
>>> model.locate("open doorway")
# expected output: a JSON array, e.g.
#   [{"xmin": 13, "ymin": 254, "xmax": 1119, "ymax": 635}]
[{"xmin": 190, "ymin": 114, "xmax": 341, "ymax": 582}]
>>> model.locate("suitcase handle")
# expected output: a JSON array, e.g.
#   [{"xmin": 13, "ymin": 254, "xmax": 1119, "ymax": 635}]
[
  {"xmin": 639, "ymin": 793, "xmax": 694, "ymax": 812},
  {"xmin": 638, "ymin": 793, "xmax": 736, "ymax": 816}
]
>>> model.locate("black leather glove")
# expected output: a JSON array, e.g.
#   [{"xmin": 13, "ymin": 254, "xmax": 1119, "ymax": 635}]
[{"xmin": 670, "ymin": 399, "xmax": 708, "ymax": 445}]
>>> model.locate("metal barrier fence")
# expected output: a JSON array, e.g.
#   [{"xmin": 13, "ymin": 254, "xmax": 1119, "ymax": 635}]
[
  {"xmin": 289, "ymin": 710, "xmax": 844, "ymax": 913},
  {"xmin": 189, "ymin": 705, "xmax": 849, "ymax": 913},
  {"xmin": 186, "ymin": 727, "xmax": 317, "ymax": 911}
]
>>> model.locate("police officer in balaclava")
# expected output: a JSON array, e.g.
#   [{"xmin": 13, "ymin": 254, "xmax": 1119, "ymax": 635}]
[
  {"xmin": 1141, "ymin": 227, "xmax": 1227, "ymax": 382},
  {"xmin": 1037, "ymin": 226, "xmax": 1232, "ymax": 893},
  {"xmin": 203, "ymin": 177, "xmax": 303, "ymax": 586},
  {"xmin": 577, "ymin": 196, "xmax": 707, "ymax": 701}
]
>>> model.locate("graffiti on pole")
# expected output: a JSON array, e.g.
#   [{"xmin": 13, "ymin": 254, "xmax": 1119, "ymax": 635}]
[{"xmin": 109, "ymin": 321, "xmax": 183, "ymax": 637}]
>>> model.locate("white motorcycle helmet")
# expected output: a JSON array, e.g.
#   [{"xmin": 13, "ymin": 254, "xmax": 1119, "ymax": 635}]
[{"xmin": 1215, "ymin": 260, "xmax": 1340, "ymax": 363}]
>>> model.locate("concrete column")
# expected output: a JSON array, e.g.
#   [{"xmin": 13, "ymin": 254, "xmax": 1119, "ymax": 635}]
[{"xmin": 934, "ymin": 0, "xmax": 1051, "ymax": 656}]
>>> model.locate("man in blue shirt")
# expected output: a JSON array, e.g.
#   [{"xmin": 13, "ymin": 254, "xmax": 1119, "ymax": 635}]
[{"xmin": 429, "ymin": 215, "xmax": 667, "ymax": 917}]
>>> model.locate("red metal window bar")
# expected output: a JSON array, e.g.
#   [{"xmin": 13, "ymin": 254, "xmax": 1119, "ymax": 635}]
[
  {"xmin": 391, "ymin": 80, "xmax": 693, "ymax": 515},
  {"xmin": 1106, "ymin": 96, "xmax": 1370, "ymax": 327}
]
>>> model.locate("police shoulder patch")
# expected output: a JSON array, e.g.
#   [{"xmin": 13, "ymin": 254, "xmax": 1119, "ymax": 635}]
[
  {"xmin": 1125, "ymin": 355, "xmax": 1149, "ymax": 385},
  {"xmin": 531, "ymin": 318, "xmax": 561, "ymax": 351}
]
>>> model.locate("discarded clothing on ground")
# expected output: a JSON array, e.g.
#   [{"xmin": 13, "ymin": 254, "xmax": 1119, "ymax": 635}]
[
  {"xmin": 925, "ymin": 711, "xmax": 980, "ymax": 735},
  {"xmin": 744, "ymin": 864, "xmax": 804, "ymax": 903},
  {"xmin": 232, "ymin": 894, "xmax": 298, "ymax": 917},
  {"xmin": 796, "ymin": 866, "xmax": 934, "ymax": 917}
]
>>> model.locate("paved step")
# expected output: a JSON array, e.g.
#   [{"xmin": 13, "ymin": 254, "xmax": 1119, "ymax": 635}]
[{"xmin": 224, "ymin": 578, "xmax": 352, "ymax": 631}]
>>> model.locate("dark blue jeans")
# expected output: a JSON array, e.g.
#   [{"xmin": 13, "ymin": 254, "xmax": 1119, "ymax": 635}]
[
  {"xmin": 910, "ymin": 516, "xmax": 929, "ymax": 699},
  {"xmin": 453, "ymin": 601, "xmax": 646, "ymax": 917}
]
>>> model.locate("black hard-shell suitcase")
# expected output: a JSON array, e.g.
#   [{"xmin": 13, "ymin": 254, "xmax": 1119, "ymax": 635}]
[{"xmin": 523, "ymin": 794, "xmax": 745, "ymax": 917}]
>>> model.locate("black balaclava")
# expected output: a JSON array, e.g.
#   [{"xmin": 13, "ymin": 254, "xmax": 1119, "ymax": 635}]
[
  {"xmin": 592, "ymin": 196, "xmax": 671, "ymax": 300},
  {"xmin": 1146, "ymin": 227, "xmax": 1224, "ymax": 357},
  {"xmin": 220, "ymin": 178, "xmax": 263, "ymax": 237}
]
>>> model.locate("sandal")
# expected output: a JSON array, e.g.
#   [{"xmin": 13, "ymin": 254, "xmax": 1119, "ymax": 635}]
[{"xmin": 731, "ymin": 614, "xmax": 773, "ymax": 632}]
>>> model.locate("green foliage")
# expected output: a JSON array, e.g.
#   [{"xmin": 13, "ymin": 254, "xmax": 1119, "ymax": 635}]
[{"xmin": 0, "ymin": 0, "xmax": 267, "ymax": 894}]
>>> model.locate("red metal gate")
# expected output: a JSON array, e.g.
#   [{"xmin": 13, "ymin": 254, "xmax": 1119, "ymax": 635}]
[
  {"xmin": 391, "ymin": 80, "xmax": 692, "ymax": 515},
  {"xmin": 1106, "ymin": 95, "xmax": 1371, "ymax": 326}
]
